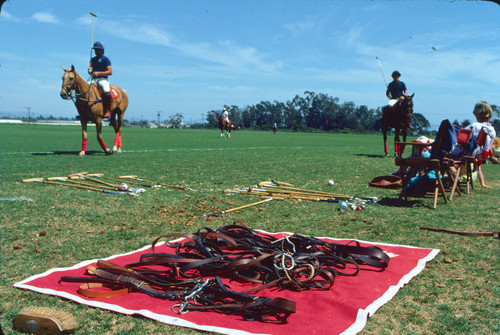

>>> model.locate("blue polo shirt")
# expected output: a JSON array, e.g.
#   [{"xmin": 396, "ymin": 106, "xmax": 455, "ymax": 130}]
[
  {"xmin": 386, "ymin": 80, "xmax": 407, "ymax": 99},
  {"xmin": 90, "ymin": 55, "xmax": 111, "ymax": 77}
]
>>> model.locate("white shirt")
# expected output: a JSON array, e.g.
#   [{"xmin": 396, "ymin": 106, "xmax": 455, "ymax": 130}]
[{"xmin": 468, "ymin": 121, "xmax": 496, "ymax": 159}]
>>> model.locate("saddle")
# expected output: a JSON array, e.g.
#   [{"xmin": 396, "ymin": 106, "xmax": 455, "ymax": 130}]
[
  {"xmin": 92, "ymin": 84, "xmax": 120, "ymax": 100},
  {"xmin": 60, "ymin": 224, "xmax": 390, "ymax": 322}
]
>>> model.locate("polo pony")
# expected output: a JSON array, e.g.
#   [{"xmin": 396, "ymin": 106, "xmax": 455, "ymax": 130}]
[
  {"xmin": 216, "ymin": 114, "xmax": 232, "ymax": 138},
  {"xmin": 60, "ymin": 65, "xmax": 128, "ymax": 156},
  {"xmin": 381, "ymin": 93, "xmax": 414, "ymax": 157}
]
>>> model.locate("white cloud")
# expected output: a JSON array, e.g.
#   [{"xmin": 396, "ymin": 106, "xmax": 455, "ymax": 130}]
[
  {"xmin": 283, "ymin": 20, "xmax": 315, "ymax": 36},
  {"xmin": 32, "ymin": 12, "xmax": 59, "ymax": 24},
  {"xmin": 101, "ymin": 20, "xmax": 280, "ymax": 73},
  {"xmin": 1, "ymin": 10, "xmax": 21, "ymax": 22}
]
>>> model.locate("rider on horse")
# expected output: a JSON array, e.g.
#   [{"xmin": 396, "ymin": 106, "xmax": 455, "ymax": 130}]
[
  {"xmin": 222, "ymin": 107, "xmax": 229, "ymax": 123},
  {"xmin": 386, "ymin": 70, "xmax": 413, "ymax": 129},
  {"xmin": 88, "ymin": 41, "xmax": 112, "ymax": 118},
  {"xmin": 386, "ymin": 71, "xmax": 407, "ymax": 107}
]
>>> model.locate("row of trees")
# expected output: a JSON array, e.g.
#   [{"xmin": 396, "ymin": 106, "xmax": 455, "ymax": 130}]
[{"xmin": 205, "ymin": 91, "xmax": 431, "ymax": 133}]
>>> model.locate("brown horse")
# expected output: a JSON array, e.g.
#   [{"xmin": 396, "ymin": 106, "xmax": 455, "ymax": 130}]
[
  {"xmin": 216, "ymin": 114, "xmax": 232, "ymax": 138},
  {"xmin": 60, "ymin": 65, "xmax": 128, "ymax": 156},
  {"xmin": 382, "ymin": 93, "xmax": 414, "ymax": 157}
]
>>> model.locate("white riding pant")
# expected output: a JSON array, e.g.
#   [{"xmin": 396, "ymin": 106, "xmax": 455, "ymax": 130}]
[
  {"xmin": 90, "ymin": 77, "xmax": 110, "ymax": 93},
  {"xmin": 388, "ymin": 99, "xmax": 398, "ymax": 107}
]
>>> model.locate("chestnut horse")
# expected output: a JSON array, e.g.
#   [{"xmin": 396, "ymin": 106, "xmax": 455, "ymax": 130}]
[
  {"xmin": 60, "ymin": 65, "xmax": 128, "ymax": 156},
  {"xmin": 382, "ymin": 93, "xmax": 414, "ymax": 157},
  {"xmin": 216, "ymin": 114, "xmax": 232, "ymax": 138}
]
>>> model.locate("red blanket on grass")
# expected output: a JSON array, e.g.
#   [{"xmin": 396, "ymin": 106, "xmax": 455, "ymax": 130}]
[{"xmin": 14, "ymin": 230, "xmax": 439, "ymax": 335}]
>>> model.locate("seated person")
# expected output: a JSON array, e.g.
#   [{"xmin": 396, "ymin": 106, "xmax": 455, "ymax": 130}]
[
  {"xmin": 391, "ymin": 135, "xmax": 434, "ymax": 178},
  {"xmin": 411, "ymin": 135, "xmax": 434, "ymax": 158},
  {"xmin": 467, "ymin": 101, "xmax": 496, "ymax": 188},
  {"xmin": 405, "ymin": 136, "xmax": 437, "ymax": 189},
  {"xmin": 488, "ymin": 136, "xmax": 500, "ymax": 164}
]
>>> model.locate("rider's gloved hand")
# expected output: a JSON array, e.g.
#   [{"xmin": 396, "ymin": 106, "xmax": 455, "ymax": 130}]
[{"xmin": 88, "ymin": 67, "xmax": 93, "ymax": 75}]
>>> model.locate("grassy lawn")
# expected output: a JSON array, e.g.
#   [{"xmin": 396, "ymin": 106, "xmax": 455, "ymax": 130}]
[{"xmin": 0, "ymin": 124, "xmax": 498, "ymax": 334}]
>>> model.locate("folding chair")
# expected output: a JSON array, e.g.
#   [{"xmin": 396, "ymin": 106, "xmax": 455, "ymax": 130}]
[
  {"xmin": 395, "ymin": 120, "xmax": 457, "ymax": 208},
  {"xmin": 448, "ymin": 127, "xmax": 476, "ymax": 200}
]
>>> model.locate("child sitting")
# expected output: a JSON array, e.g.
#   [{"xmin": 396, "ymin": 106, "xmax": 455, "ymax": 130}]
[{"xmin": 468, "ymin": 101, "xmax": 496, "ymax": 188}]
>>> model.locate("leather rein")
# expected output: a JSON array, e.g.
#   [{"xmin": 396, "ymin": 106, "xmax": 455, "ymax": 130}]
[
  {"xmin": 60, "ymin": 223, "xmax": 390, "ymax": 323},
  {"xmin": 61, "ymin": 72, "xmax": 101, "ymax": 104}
]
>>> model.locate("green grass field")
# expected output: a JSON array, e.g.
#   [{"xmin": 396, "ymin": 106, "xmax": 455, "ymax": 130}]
[{"xmin": 1, "ymin": 124, "xmax": 498, "ymax": 334}]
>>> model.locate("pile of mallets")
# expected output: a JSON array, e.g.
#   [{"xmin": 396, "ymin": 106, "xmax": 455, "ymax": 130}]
[
  {"xmin": 203, "ymin": 180, "xmax": 378, "ymax": 217},
  {"xmin": 227, "ymin": 180, "xmax": 377, "ymax": 204},
  {"xmin": 22, "ymin": 172, "xmax": 201, "ymax": 196}
]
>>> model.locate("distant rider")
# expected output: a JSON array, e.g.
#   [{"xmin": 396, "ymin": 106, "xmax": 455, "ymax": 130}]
[
  {"xmin": 222, "ymin": 107, "xmax": 229, "ymax": 123},
  {"xmin": 386, "ymin": 71, "xmax": 407, "ymax": 107},
  {"xmin": 88, "ymin": 41, "xmax": 112, "ymax": 118}
]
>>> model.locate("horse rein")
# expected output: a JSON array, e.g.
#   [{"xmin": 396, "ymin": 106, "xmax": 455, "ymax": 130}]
[
  {"xmin": 61, "ymin": 72, "xmax": 100, "ymax": 104},
  {"xmin": 60, "ymin": 223, "xmax": 390, "ymax": 322}
]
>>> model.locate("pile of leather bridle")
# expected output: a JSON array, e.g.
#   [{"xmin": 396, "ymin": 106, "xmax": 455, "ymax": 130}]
[{"xmin": 60, "ymin": 223, "xmax": 390, "ymax": 323}]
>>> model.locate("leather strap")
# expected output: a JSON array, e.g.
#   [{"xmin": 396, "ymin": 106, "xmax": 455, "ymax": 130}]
[
  {"xmin": 78, "ymin": 282, "xmax": 131, "ymax": 298},
  {"xmin": 420, "ymin": 226, "xmax": 499, "ymax": 238}
]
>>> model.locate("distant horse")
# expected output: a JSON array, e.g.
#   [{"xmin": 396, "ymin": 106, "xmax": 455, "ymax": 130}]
[
  {"xmin": 216, "ymin": 114, "xmax": 232, "ymax": 138},
  {"xmin": 60, "ymin": 65, "xmax": 128, "ymax": 156},
  {"xmin": 382, "ymin": 93, "xmax": 414, "ymax": 157}
]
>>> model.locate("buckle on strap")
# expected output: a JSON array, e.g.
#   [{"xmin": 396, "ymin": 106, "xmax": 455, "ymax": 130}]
[{"xmin": 172, "ymin": 278, "xmax": 211, "ymax": 314}]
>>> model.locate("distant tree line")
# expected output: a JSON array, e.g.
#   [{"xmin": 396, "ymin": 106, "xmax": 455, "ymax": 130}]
[{"xmin": 205, "ymin": 91, "xmax": 431, "ymax": 133}]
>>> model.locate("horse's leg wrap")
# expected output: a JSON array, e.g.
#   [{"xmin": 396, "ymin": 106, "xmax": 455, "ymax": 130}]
[
  {"xmin": 384, "ymin": 142, "xmax": 388, "ymax": 155},
  {"xmin": 395, "ymin": 143, "xmax": 400, "ymax": 156},
  {"xmin": 98, "ymin": 138, "xmax": 107, "ymax": 151},
  {"xmin": 82, "ymin": 138, "xmax": 88, "ymax": 152},
  {"xmin": 114, "ymin": 133, "xmax": 121, "ymax": 148}
]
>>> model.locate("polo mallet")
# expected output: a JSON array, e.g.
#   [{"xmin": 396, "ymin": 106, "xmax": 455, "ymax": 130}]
[
  {"xmin": 89, "ymin": 13, "xmax": 97, "ymax": 61},
  {"xmin": 269, "ymin": 180, "xmax": 294, "ymax": 187},
  {"xmin": 119, "ymin": 175, "xmax": 201, "ymax": 192},
  {"xmin": 69, "ymin": 172, "xmax": 120, "ymax": 188},
  {"xmin": 376, "ymin": 56, "xmax": 388, "ymax": 88},
  {"xmin": 22, "ymin": 178, "xmax": 130, "ymax": 195},
  {"xmin": 70, "ymin": 173, "xmax": 145, "ymax": 194},
  {"xmin": 258, "ymin": 181, "xmax": 345, "ymax": 198},
  {"xmin": 70, "ymin": 173, "xmax": 120, "ymax": 188},
  {"xmin": 93, "ymin": 174, "xmax": 159, "ymax": 188},
  {"xmin": 203, "ymin": 198, "xmax": 273, "ymax": 218},
  {"xmin": 48, "ymin": 176, "xmax": 129, "ymax": 193}
]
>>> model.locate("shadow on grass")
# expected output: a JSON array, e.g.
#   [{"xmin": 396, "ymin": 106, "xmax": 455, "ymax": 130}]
[
  {"xmin": 31, "ymin": 150, "xmax": 102, "ymax": 156},
  {"xmin": 378, "ymin": 197, "xmax": 421, "ymax": 208}
]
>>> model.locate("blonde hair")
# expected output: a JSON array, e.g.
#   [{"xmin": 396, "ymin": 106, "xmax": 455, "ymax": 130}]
[{"xmin": 473, "ymin": 101, "xmax": 492, "ymax": 119}]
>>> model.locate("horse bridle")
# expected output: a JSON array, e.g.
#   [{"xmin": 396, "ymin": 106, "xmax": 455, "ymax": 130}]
[
  {"xmin": 60, "ymin": 223, "xmax": 390, "ymax": 323},
  {"xmin": 61, "ymin": 71, "xmax": 98, "ymax": 103},
  {"xmin": 61, "ymin": 73, "xmax": 77, "ymax": 100}
]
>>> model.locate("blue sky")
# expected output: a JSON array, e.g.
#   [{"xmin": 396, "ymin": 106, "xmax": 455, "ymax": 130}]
[{"xmin": 1, "ymin": 0, "xmax": 499, "ymax": 127}]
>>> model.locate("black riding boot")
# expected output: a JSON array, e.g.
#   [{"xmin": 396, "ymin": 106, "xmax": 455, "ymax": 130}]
[{"xmin": 102, "ymin": 92, "xmax": 112, "ymax": 118}]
